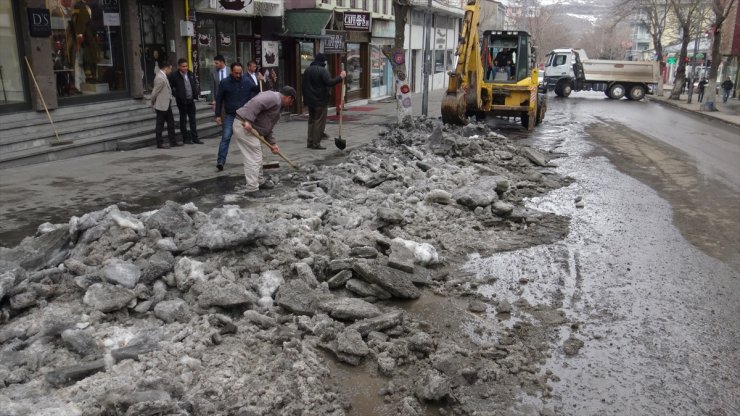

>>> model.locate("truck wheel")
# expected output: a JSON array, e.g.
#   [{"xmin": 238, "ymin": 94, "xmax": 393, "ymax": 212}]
[
  {"xmin": 605, "ymin": 90, "xmax": 612, "ymax": 98},
  {"xmin": 628, "ymin": 85, "xmax": 646, "ymax": 101},
  {"xmin": 608, "ymin": 84, "xmax": 626, "ymax": 100},
  {"xmin": 560, "ymin": 82, "xmax": 572, "ymax": 97},
  {"xmin": 554, "ymin": 81, "xmax": 572, "ymax": 97},
  {"xmin": 520, "ymin": 112, "xmax": 530, "ymax": 129}
]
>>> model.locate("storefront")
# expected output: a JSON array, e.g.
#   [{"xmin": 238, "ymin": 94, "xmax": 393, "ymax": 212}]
[
  {"xmin": 47, "ymin": 0, "xmax": 128, "ymax": 100},
  {"xmin": 191, "ymin": 0, "xmax": 283, "ymax": 100},
  {"xmin": 370, "ymin": 19, "xmax": 393, "ymax": 99},
  {"xmin": 0, "ymin": 1, "xmax": 28, "ymax": 112},
  {"xmin": 342, "ymin": 11, "xmax": 370, "ymax": 102}
]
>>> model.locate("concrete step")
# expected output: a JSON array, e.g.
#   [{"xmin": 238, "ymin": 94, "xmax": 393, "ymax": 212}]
[
  {"xmin": 0, "ymin": 99, "xmax": 148, "ymax": 129},
  {"xmin": 0, "ymin": 111, "xmax": 219, "ymax": 170},
  {"xmin": 0, "ymin": 108, "xmax": 155, "ymax": 152}
]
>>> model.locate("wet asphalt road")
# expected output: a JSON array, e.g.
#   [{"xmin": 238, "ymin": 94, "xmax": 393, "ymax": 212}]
[{"xmin": 471, "ymin": 92, "xmax": 740, "ymax": 415}]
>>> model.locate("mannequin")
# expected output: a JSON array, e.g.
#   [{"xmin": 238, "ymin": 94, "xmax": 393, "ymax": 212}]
[{"xmin": 69, "ymin": 0, "xmax": 99, "ymax": 89}]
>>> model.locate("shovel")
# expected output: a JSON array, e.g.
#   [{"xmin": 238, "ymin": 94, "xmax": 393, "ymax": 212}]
[
  {"xmin": 335, "ymin": 76, "xmax": 347, "ymax": 150},
  {"xmin": 247, "ymin": 126, "xmax": 297, "ymax": 169}
]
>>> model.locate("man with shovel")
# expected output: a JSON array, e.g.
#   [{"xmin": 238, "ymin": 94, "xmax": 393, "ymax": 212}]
[
  {"xmin": 233, "ymin": 86, "xmax": 297, "ymax": 196},
  {"xmin": 302, "ymin": 53, "xmax": 346, "ymax": 150}
]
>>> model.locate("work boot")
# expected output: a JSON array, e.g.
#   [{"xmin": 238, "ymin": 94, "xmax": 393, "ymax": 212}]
[
  {"xmin": 157, "ymin": 143, "xmax": 170, "ymax": 149},
  {"xmin": 171, "ymin": 141, "xmax": 184, "ymax": 147},
  {"xmin": 192, "ymin": 139, "xmax": 204, "ymax": 144},
  {"xmin": 259, "ymin": 180, "xmax": 275, "ymax": 190}
]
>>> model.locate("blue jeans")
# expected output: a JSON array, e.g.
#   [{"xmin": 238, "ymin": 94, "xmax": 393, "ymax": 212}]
[
  {"xmin": 723, "ymin": 89, "xmax": 730, "ymax": 103},
  {"xmin": 217, "ymin": 113, "xmax": 235, "ymax": 165}
]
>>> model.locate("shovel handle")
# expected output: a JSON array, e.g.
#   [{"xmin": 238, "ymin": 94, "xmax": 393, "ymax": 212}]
[{"xmin": 249, "ymin": 127, "xmax": 297, "ymax": 169}]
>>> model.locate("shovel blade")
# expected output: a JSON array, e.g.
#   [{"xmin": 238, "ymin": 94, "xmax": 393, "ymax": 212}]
[{"xmin": 334, "ymin": 137, "xmax": 346, "ymax": 150}]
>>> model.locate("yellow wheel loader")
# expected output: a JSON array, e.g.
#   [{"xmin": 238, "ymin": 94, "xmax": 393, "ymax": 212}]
[{"xmin": 441, "ymin": 0, "xmax": 546, "ymax": 130}]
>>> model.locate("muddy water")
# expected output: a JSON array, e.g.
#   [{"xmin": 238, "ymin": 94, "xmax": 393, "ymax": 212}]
[{"xmin": 466, "ymin": 96, "xmax": 740, "ymax": 414}]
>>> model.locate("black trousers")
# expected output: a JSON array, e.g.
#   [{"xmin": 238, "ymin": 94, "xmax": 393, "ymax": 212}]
[
  {"xmin": 155, "ymin": 107, "xmax": 177, "ymax": 145},
  {"xmin": 176, "ymin": 99, "xmax": 198, "ymax": 142}
]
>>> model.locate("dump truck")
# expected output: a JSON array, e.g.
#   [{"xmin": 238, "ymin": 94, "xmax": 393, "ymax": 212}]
[
  {"xmin": 543, "ymin": 48, "xmax": 660, "ymax": 100},
  {"xmin": 441, "ymin": 0, "xmax": 546, "ymax": 130}
]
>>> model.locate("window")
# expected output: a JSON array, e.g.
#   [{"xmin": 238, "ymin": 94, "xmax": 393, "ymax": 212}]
[
  {"xmin": 383, "ymin": 0, "xmax": 388, "ymax": 14},
  {"xmin": 435, "ymin": 50, "xmax": 445, "ymax": 73},
  {"xmin": 350, "ymin": 0, "xmax": 357, "ymax": 8},
  {"xmin": 346, "ymin": 43, "xmax": 362, "ymax": 92},
  {"xmin": 373, "ymin": 0, "xmax": 379, "ymax": 12},
  {"xmin": 0, "ymin": 0, "xmax": 25, "ymax": 106},
  {"xmin": 363, "ymin": 0, "xmax": 368, "ymax": 11},
  {"xmin": 49, "ymin": 0, "xmax": 127, "ymax": 97}
]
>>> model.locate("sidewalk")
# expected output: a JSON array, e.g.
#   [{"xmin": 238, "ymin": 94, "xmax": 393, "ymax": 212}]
[
  {"xmin": 648, "ymin": 87, "xmax": 740, "ymax": 128},
  {"xmin": 0, "ymin": 91, "xmax": 445, "ymax": 243}
]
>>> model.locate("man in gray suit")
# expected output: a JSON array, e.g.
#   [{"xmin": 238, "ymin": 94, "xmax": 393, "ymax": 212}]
[
  {"xmin": 150, "ymin": 61, "xmax": 180, "ymax": 149},
  {"xmin": 211, "ymin": 55, "xmax": 230, "ymax": 111}
]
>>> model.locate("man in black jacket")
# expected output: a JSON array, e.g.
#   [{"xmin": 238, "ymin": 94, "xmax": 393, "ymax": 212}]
[
  {"xmin": 169, "ymin": 58, "xmax": 203, "ymax": 144},
  {"xmin": 302, "ymin": 53, "xmax": 346, "ymax": 150}
]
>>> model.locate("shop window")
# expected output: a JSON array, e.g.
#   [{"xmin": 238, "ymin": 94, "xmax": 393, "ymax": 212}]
[
  {"xmin": 216, "ymin": 18, "xmax": 236, "ymax": 64},
  {"xmin": 236, "ymin": 20, "xmax": 252, "ymax": 36},
  {"xmin": 49, "ymin": 0, "xmax": 127, "ymax": 97},
  {"xmin": 0, "ymin": 1, "xmax": 25, "ymax": 106},
  {"xmin": 370, "ymin": 44, "xmax": 386, "ymax": 89},
  {"xmin": 300, "ymin": 42, "xmax": 315, "ymax": 75},
  {"xmin": 196, "ymin": 15, "xmax": 217, "ymax": 96},
  {"xmin": 434, "ymin": 50, "xmax": 445, "ymax": 73},
  {"xmin": 346, "ymin": 43, "xmax": 362, "ymax": 92}
]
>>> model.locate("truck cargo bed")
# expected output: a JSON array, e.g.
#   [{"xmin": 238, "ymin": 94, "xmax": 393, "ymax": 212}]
[{"xmin": 582, "ymin": 60, "xmax": 659, "ymax": 84}]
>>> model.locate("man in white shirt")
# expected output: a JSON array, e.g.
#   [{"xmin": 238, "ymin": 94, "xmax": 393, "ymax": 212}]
[
  {"xmin": 245, "ymin": 60, "xmax": 264, "ymax": 94},
  {"xmin": 210, "ymin": 55, "xmax": 230, "ymax": 110}
]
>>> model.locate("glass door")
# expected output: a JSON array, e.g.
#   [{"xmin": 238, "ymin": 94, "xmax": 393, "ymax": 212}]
[{"xmin": 139, "ymin": 0, "xmax": 167, "ymax": 93}]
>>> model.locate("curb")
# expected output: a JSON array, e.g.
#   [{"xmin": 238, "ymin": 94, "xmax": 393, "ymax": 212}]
[{"xmin": 647, "ymin": 96, "xmax": 740, "ymax": 129}]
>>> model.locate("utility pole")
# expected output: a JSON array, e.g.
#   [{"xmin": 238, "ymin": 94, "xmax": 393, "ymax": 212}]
[
  {"xmin": 421, "ymin": 0, "xmax": 432, "ymax": 116},
  {"xmin": 687, "ymin": 34, "xmax": 699, "ymax": 104}
]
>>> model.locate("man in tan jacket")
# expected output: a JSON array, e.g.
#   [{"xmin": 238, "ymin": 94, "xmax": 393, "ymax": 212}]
[{"xmin": 150, "ymin": 61, "xmax": 180, "ymax": 149}]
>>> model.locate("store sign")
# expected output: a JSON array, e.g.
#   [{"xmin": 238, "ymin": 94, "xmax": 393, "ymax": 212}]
[
  {"xmin": 27, "ymin": 8, "xmax": 51, "ymax": 38},
  {"xmin": 323, "ymin": 30, "xmax": 346, "ymax": 54},
  {"xmin": 343, "ymin": 12, "xmax": 370, "ymax": 31},
  {"xmin": 207, "ymin": 0, "xmax": 255, "ymax": 15}
]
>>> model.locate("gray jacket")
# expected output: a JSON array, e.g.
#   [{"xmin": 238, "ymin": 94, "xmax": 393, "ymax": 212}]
[
  {"xmin": 236, "ymin": 91, "xmax": 282, "ymax": 144},
  {"xmin": 151, "ymin": 70, "xmax": 172, "ymax": 111}
]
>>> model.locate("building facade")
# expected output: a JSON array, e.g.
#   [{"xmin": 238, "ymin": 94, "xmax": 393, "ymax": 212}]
[{"xmin": 3, "ymin": 0, "xmax": 462, "ymax": 116}]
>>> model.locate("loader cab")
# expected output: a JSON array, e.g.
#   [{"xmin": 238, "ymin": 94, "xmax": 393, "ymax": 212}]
[{"xmin": 482, "ymin": 30, "xmax": 534, "ymax": 83}]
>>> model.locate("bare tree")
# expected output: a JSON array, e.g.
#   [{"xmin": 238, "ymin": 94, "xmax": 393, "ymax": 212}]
[
  {"xmin": 667, "ymin": 0, "xmax": 707, "ymax": 100},
  {"xmin": 507, "ymin": 0, "xmax": 574, "ymax": 64},
  {"xmin": 611, "ymin": 0, "xmax": 672, "ymax": 93},
  {"xmin": 575, "ymin": 20, "xmax": 632, "ymax": 59},
  {"xmin": 702, "ymin": 0, "xmax": 737, "ymax": 108}
]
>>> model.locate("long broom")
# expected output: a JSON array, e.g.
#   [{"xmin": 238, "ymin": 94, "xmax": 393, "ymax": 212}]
[{"xmin": 24, "ymin": 56, "xmax": 72, "ymax": 146}]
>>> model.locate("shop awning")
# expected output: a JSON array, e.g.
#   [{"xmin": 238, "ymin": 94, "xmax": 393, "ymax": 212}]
[{"xmin": 282, "ymin": 10, "xmax": 333, "ymax": 38}]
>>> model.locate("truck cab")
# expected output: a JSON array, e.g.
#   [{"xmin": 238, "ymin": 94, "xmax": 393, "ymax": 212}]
[{"xmin": 543, "ymin": 49, "xmax": 585, "ymax": 97}]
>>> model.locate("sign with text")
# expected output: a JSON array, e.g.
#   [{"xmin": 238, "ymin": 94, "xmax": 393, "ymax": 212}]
[
  {"xmin": 343, "ymin": 12, "xmax": 370, "ymax": 31},
  {"xmin": 27, "ymin": 8, "xmax": 51, "ymax": 37},
  {"xmin": 323, "ymin": 30, "xmax": 346, "ymax": 54}
]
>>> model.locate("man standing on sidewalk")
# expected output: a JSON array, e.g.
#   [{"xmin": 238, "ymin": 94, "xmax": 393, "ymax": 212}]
[
  {"xmin": 214, "ymin": 62, "xmax": 259, "ymax": 171},
  {"xmin": 150, "ymin": 61, "xmax": 179, "ymax": 149},
  {"xmin": 698, "ymin": 78, "xmax": 708, "ymax": 103},
  {"xmin": 721, "ymin": 77, "xmax": 734, "ymax": 103},
  {"xmin": 233, "ymin": 86, "xmax": 297, "ymax": 196},
  {"xmin": 210, "ymin": 55, "xmax": 229, "ymax": 110},
  {"xmin": 302, "ymin": 53, "xmax": 346, "ymax": 150},
  {"xmin": 170, "ymin": 58, "xmax": 203, "ymax": 144}
]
